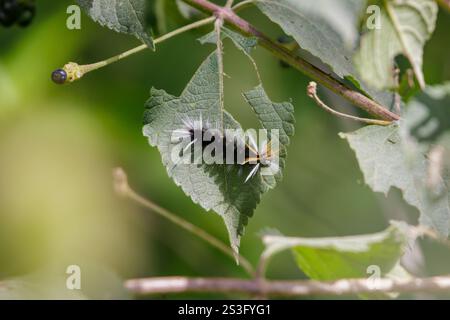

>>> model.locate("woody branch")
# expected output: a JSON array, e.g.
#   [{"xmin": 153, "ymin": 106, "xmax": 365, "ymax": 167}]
[
  {"xmin": 181, "ymin": 0, "xmax": 400, "ymax": 122},
  {"xmin": 125, "ymin": 275, "xmax": 450, "ymax": 297}
]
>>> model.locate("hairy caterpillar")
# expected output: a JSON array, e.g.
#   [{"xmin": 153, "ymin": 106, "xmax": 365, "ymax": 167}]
[{"xmin": 170, "ymin": 115, "xmax": 279, "ymax": 183}]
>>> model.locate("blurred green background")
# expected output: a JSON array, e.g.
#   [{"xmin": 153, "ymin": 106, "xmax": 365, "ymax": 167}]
[{"xmin": 0, "ymin": 1, "xmax": 449, "ymax": 299}]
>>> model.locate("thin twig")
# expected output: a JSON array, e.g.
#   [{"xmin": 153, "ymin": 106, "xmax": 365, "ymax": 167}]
[
  {"xmin": 112, "ymin": 168, "xmax": 255, "ymax": 276},
  {"xmin": 125, "ymin": 275, "xmax": 450, "ymax": 297},
  {"xmin": 76, "ymin": 17, "xmax": 216, "ymax": 77},
  {"xmin": 232, "ymin": 0, "xmax": 255, "ymax": 12},
  {"xmin": 181, "ymin": 0, "xmax": 400, "ymax": 122},
  {"xmin": 307, "ymin": 82, "xmax": 393, "ymax": 126},
  {"xmin": 225, "ymin": 0, "xmax": 235, "ymax": 8},
  {"xmin": 215, "ymin": 18, "xmax": 225, "ymax": 126}
]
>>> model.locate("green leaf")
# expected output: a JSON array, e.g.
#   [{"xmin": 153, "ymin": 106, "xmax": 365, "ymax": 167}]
[
  {"xmin": 340, "ymin": 124, "xmax": 450, "ymax": 236},
  {"xmin": 199, "ymin": 27, "xmax": 261, "ymax": 82},
  {"xmin": 406, "ymin": 83, "xmax": 450, "ymax": 143},
  {"xmin": 143, "ymin": 53, "xmax": 295, "ymax": 254},
  {"xmin": 401, "ymin": 85, "xmax": 450, "ymax": 231},
  {"xmin": 198, "ymin": 27, "xmax": 258, "ymax": 55},
  {"xmin": 256, "ymin": 0, "xmax": 360, "ymax": 78},
  {"xmin": 262, "ymin": 221, "xmax": 412, "ymax": 280},
  {"xmin": 257, "ymin": 0, "xmax": 364, "ymax": 50},
  {"xmin": 243, "ymin": 85, "xmax": 295, "ymax": 188},
  {"xmin": 355, "ymin": 0, "xmax": 438, "ymax": 90},
  {"xmin": 255, "ymin": 0, "xmax": 394, "ymax": 108},
  {"xmin": 77, "ymin": 0, "xmax": 154, "ymax": 49},
  {"xmin": 200, "ymin": 29, "xmax": 292, "ymax": 188}
]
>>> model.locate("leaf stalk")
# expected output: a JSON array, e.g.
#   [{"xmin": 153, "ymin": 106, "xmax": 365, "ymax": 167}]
[
  {"xmin": 307, "ymin": 82, "xmax": 394, "ymax": 126},
  {"xmin": 57, "ymin": 16, "xmax": 216, "ymax": 82}
]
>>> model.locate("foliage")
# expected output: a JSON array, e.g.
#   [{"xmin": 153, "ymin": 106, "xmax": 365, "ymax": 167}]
[
  {"xmin": 63, "ymin": 0, "xmax": 450, "ymax": 284},
  {"xmin": 77, "ymin": 0, "xmax": 155, "ymax": 49},
  {"xmin": 261, "ymin": 221, "xmax": 412, "ymax": 280},
  {"xmin": 1, "ymin": 0, "xmax": 450, "ymax": 299}
]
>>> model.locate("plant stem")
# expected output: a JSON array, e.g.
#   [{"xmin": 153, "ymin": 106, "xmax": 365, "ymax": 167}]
[
  {"xmin": 79, "ymin": 16, "xmax": 216, "ymax": 75},
  {"xmin": 307, "ymin": 82, "xmax": 393, "ymax": 126},
  {"xmin": 231, "ymin": 0, "xmax": 255, "ymax": 12},
  {"xmin": 181, "ymin": 0, "xmax": 400, "ymax": 122},
  {"xmin": 215, "ymin": 18, "xmax": 225, "ymax": 126},
  {"xmin": 125, "ymin": 275, "xmax": 450, "ymax": 297},
  {"xmin": 112, "ymin": 168, "xmax": 255, "ymax": 276}
]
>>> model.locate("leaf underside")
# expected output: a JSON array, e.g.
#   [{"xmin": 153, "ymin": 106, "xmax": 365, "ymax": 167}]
[
  {"xmin": 406, "ymin": 83, "xmax": 450, "ymax": 143},
  {"xmin": 355, "ymin": 0, "xmax": 438, "ymax": 90},
  {"xmin": 263, "ymin": 221, "xmax": 411, "ymax": 280},
  {"xmin": 77, "ymin": 0, "xmax": 155, "ymax": 49},
  {"xmin": 340, "ymin": 122, "xmax": 450, "ymax": 237}
]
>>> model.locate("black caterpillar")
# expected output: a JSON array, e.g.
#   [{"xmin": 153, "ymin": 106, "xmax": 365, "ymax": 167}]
[
  {"xmin": 171, "ymin": 116, "xmax": 278, "ymax": 182},
  {"xmin": 0, "ymin": 0, "xmax": 35, "ymax": 28}
]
